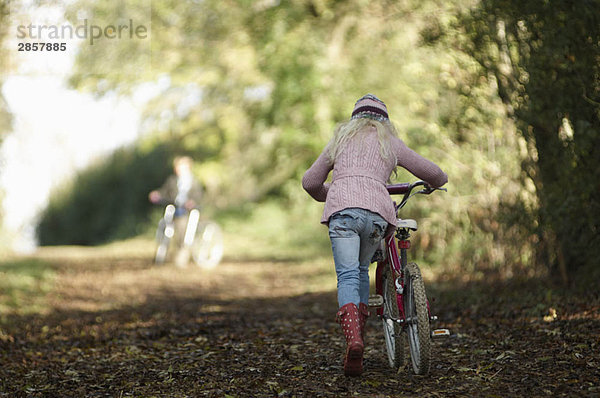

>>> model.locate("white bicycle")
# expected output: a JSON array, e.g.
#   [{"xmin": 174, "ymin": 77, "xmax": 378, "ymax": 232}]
[{"xmin": 154, "ymin": 204, "xmax": 224, "ymax": 269}]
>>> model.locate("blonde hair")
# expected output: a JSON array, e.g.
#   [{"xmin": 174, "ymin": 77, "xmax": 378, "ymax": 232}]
[{"xmin": 327, "ymin": 118, "xmax": 399, "ymax": 164}]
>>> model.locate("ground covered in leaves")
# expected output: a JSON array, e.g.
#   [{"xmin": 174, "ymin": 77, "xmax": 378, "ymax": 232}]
[{"xmin": 1, "ymin": 243, "xmax": 599, "ymax": 397}]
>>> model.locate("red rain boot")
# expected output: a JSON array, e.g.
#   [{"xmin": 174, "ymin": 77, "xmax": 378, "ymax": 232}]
[
  {"xmin": 358, "ymin": 302, "xmax": 370, "ymax": 345},
  {"xmin": 336, "ymin": 303, "xmax": 364, "ymax": 376}
]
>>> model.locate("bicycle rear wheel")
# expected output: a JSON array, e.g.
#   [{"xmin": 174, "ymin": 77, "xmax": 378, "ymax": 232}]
[
  {"xmin": 381, "ymin": 264, "xmax": 404, "ymax": 369},
  {"xmin": 191, "ymin": 221, "xmax": 224, "ymax": 269},
  {"xmin": 404, "ymin": 262, "xmax": 431, "ymax": 375}
]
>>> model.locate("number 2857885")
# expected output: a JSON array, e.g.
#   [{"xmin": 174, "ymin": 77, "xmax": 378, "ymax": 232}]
[{"xmin": 18, "ymin": 42, "xmax": 67, "ymax": 51}]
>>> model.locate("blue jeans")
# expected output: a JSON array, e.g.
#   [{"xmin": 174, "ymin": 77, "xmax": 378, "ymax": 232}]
[{"xmin": 328, "ymin": 208, "xmax": 388, "ymax": 308}]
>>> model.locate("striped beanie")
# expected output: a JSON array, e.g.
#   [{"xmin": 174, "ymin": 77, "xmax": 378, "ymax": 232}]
[{"xmin": 351, "ymin": 94, "xmax": 389, "ymax": 122}]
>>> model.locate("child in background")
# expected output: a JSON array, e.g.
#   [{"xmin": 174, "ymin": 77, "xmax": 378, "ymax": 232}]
[{"xmin": 149, "ymin": 156, "xmax": 203, "ymax": 263}]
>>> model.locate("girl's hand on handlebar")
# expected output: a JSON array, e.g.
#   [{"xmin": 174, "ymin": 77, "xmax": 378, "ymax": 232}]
[
  {"xmin": 422, "ymin": 183, "xmax": 447, "ymax": 194},
  {"xmin": 422, "ymin": 183, "xmax": 435, "ymax": 194}
]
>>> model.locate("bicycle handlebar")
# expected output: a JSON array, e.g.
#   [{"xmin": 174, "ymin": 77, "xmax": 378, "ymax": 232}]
[
  {"xmin": 151, "ymin": 200, "xmax": 201, "ymax": 212},
  {"xmin": 386, "ymin": 183, "xmax": 412, "ymax": 195},
  {"xmin": 151, "ymin": 198, "xmax": 173, "ymax": 206},
  {"xmin": 387, "ymin": 180, "xmax": 447, "ymax": 211}
]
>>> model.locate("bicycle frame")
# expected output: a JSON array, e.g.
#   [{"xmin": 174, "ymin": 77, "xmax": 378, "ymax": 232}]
[
  {"xmin": 375, "ymin": 181, "xmax": 444, "ymax": 322},
  {"xmin": 158, "ymin": 204, "xmax": 200, "ymax": 247},
  {"xmin": 154, "ymin": 204, "xmax": 198, "ymax": 265},
  {"xmin": 375, "ymin": 228, "xmax": 409, "ymax": 320},
  {"xmin": 375, "ymin": 181, "xmax": 449, "ymax": 374},
  {"xmin": 154, "ymin": 202, "xmax": 224, "ymax": 268}
]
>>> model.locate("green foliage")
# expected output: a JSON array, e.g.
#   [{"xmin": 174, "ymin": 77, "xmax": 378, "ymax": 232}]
[
  {"xmin": 63, "ymin": 0, "xmax": 152, "ymax": 92},
  {"xmin": 385, "ymin": 45, "xmax": 529, "ymax": 275},
  {"xmin": 39, "ymin": 0, "xmax": 595, "ymax": 285},
  {"xmin": 67, "ymin": 0, "xmax": 476, "ymax": 205},
  {"xmin": 60, "ymin": 0, "xmax": 523, "ymax": 274},
  {"xmin": 440, "ymin": 0, "xmax": 600, "ymax": 281},
  {"xmin": 37, "ymin": 143, "xmax": 175, "ymax": 245}
]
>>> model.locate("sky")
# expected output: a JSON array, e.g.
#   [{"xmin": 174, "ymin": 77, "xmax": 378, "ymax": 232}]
[
  {"xmin": 0, "ymin": 76, "xmax": 144, "ymax": 252},
  {"xmin": 1, "ymin": 1, "xmax": 154, "ymax": 252}
]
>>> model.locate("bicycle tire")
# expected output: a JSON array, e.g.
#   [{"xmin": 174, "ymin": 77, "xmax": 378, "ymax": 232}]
[
  {"xmin": 191, "ymin": 221, "xmax": 224, "ymax": 269},
  {"xmin": 381, "ymin": 264, "xmax": 404, "ymax": 369},
  {"xmin": 404, "ymin": 262, "xmax": 431, "ymax": 375}
]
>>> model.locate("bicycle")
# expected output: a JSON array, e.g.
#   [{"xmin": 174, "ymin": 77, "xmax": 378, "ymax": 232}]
[
  {"xmin": 370, "ymin": 180, "xmax": 449, "ymax": 375},
  {"xmin": 154, "ymin": 203, "xmax": 224, "ymax": 269}
]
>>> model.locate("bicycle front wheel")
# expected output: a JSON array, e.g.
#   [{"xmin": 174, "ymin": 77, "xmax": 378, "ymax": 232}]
[
  {"xmin": 154, "ymin": 219, "xmax": 172, "ymax": 264},
  {"xmin": 191, "ymin": 221, "xmax": 224, "ymax": 269},
  {"xmin": 381, "ymin": 264, "xmax": 404, "ymax": 369},
  {"xmin": 404, "ymin": 262, "xmax": 431, "ymax": 375}
]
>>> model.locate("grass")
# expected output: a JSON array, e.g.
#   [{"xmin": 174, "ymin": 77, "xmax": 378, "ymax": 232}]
[
  {"xmin": 0, "ymin": 257, "xmax": 56, "ymax": 318},
  {"xmin": 215, "ymin": 199, "xmax": 331, "ymax": 262}
]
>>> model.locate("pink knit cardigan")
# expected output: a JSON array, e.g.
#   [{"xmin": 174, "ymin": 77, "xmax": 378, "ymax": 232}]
[{"xmin": 302, "ymin": 126, "xmax": 448, "ymax": 228}]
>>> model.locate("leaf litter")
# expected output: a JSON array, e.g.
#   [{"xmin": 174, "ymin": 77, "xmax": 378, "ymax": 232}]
[{"xmin": 1, "ymin": 248, "xmax": 599, "ymax": 397}]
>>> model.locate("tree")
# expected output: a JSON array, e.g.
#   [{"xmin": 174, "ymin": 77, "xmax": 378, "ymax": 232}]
[{"xmin": 450, "ymin": 0, "xmax": 600, "ymax": 283}]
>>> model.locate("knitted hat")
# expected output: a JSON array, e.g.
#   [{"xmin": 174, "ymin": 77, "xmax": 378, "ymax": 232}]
[{"xmin": 351, "ymin": 94, "xmax": 389, "ymax": 122}]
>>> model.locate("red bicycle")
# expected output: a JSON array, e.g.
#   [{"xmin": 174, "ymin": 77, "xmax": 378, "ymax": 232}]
[{"xmin": 371, "ymin": 180, "xmax": 449, "ymax": 375}]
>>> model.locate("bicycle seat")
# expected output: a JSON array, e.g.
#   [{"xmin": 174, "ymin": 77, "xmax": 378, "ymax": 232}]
[{"xmin": 397, "ymin": 219, "xmax": 418, "ymax": 231}]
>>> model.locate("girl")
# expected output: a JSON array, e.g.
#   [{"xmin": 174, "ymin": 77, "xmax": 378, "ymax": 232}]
[{"xmin": 302, "ymin": 94, "xmax": 448, "ymax": 376}]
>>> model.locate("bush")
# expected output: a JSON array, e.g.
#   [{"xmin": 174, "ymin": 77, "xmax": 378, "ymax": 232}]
[{"xmin": 37, "ymin": 143, "xmax": 175, "ymax": 245}]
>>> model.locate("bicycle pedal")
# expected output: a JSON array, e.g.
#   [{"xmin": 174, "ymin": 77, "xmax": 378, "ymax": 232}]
[
  {"xmin": 368, "ymin": 295, "xmax": 384, "ymax": 308},
  {"xmin": 431, "ymin": 328, "xmax": 450, "ymax": 338}
]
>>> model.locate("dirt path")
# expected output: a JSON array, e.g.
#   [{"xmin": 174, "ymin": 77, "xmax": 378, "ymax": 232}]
[{"xmin": 1, "ymin": 244, "xmax": 599, "ymax": 397}]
